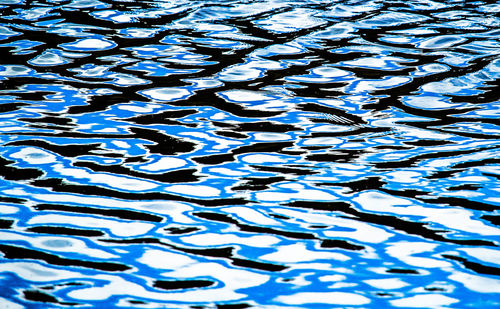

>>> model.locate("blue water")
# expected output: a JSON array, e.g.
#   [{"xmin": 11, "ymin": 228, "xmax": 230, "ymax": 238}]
[{"xmin": 0, "ymin": 0, "xmax": 499, "ymax": 308}]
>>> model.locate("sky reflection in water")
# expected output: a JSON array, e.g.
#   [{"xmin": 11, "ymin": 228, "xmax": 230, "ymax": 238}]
[{"xmin": 0, "ymin": 0, "xmax": 499, "ymax": 308}]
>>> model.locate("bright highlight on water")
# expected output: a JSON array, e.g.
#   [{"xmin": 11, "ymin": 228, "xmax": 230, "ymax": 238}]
[{"xmin": 0, "ymin": 0, "xmax": 499, "ymax": 308}]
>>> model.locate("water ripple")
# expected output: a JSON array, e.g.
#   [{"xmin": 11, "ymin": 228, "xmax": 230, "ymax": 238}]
[{"xmin": 0, "ymin": 0, "xmax": 499, "ymax": 308}]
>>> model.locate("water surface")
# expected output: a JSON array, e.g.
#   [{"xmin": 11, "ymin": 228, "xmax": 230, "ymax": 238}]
[{"xmin": 0, "ymin": 0, "xmax": 500, "ymax": 308}]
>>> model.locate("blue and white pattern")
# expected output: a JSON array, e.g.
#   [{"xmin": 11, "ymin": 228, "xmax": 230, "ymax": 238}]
[{"xmin": 0, "ymin": 0, "xmax": 499, "ymax": 307}]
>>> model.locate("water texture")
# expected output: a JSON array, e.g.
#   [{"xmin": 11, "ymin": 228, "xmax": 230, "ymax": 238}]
[{"xmin": 0, "ymin": 0, "xmax": 499, "ymax": 307}]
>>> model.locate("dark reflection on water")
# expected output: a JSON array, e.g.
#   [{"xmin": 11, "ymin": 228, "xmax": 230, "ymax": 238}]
[{"xmin": 0, "ymin": 0, "xmax": 499, "ymax": 307}]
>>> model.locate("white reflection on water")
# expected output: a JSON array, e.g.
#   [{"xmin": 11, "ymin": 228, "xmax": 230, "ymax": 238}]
[
  {"xmin": 273, "ymin": 208, "xmax": 394, "ymax": 243},
  {"xmin": 353, "ymin": 191, "xmax": 500, "ymax": 236},
  {"xmin": 138, "ymin": 157, "xmax": 188, "ymax": 172},
  {"xmin": 253, "ymin": 8, "xmax": 326, "ymax": 33},
  {"xmin": 448, "ymin": 272, "xmax": 500, "ymax": 294},
  {"xmin": 0, "ymin": 297, "xmax": 23, "ymax": 309},
  {"xmin": 459, "ymin": 248, "xmax": 500, "ymax": 266},
  {"xmin": 139, "ymin": 87, "xmax": 193, "ymax": 102},
  {"xmin": 415, "ymin": 35, "xmax": 466, "ymax": 49},
  {"xmin": 67, "ymin": 263, "xmax": 269, "ymax": 303},
  {"xmin": 256, "ymin": 185, "xmax": 338, "ymax": 202},
  {"xmin": 385, "ymin": 242, "xmax": 452, "ymax": 268},
  {"xmin": 390, "ymin": 294, "xmax": 459, "ymax": 308},
  {"xmin": 208, "ymin": 167, "xmax": 248, "ymax": 176},
  {"xmin": 402, "ymin": 95, "xmax": 462, "ymax": 110},
  {"xmin": 0, "ymin": 25, "xmax": 21, "ymax": 39},
  {"xmin": 364, "ymin": 278, "xmax": 409, "ymax": 290},
  {"xmin": 0, "ymin": 230, "xmax": 117, "ymax": 258},
  {"xmin": 301, "ymin": 136, "xmax": 343, "ymax": 146},
  {"xmin": 0, "ymin": 64, "xmax": 34, "ymax": 76},
  {"xmin": 222, "ymin": 206, "xmax": 282, "ymax": 226},
  {"xmin": 253, "ymin": 132, "xmax": 292, "ymax": 141},
  {"xmin": 165, "ymin": 184, "xmax": 220, "ymax": 197},
  {"xmin": 0, "ymin": 205, "xmax": 19, "ymax": 214},
  {"xmin": 0, "ymin": 262, "xmax": 81, "ymax": 281},
  {"xmin": 2, "ymin": 187, "xmax": 196, "ymax": 224},
  {"xmin": 28, "ymin": 49, "xmax": 71, "ymax": 66},
  {"xmin": 53, "ymin": 164, "xmax": 159, "ymax": 191},
  {"xmin": 60, "ymin": 38, "xmax": 116, "ymax": 52},
  {"xmin": 181, "ymin": 233, "xmax": 280, "ymax": 247},
  {"xmin": 138, "ymin": 249, "xmax": 195, "ymax": 270},
  {"xmin": 160, "ymin": 262, "xmax": 269, "ymax": 301},
  {"xmin": 10, "ymin": 147, "xmax": 57, "ymax": 164},
  {"xmin": 27, "ymin": 214, "xmax": 155, "ymax": 237},
  {"xmin": 359, "ymin": 11, "xmax": 430, "ymax": 27},
  {"xmin": 260, "ymin": 243, "xmax": 350, "ymax": 263},
  {"xmin": 275, "ymin": 291, "xmax": 370, "ymax": 306},
  {"xmin": 241, "ymin": 154, "xmax": 287, "ymax": 164},
  {"xmin": 179, "ymin": 131, "xmax": 243, "ymax": 150},
  {"xmin": 219, "ymin": 89, "xmax": 275, "ymax": 102}
]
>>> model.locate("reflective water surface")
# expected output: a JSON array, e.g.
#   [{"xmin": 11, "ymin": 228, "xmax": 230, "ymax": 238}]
[{"xmin": 0, "ymin": 0, "xmax": 499, "ymax": 307}]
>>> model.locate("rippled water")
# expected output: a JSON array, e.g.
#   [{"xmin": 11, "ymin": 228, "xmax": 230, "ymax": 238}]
[{"xmin": 0, "ymin": 0, "xmax": 499, "ymax": 307}]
